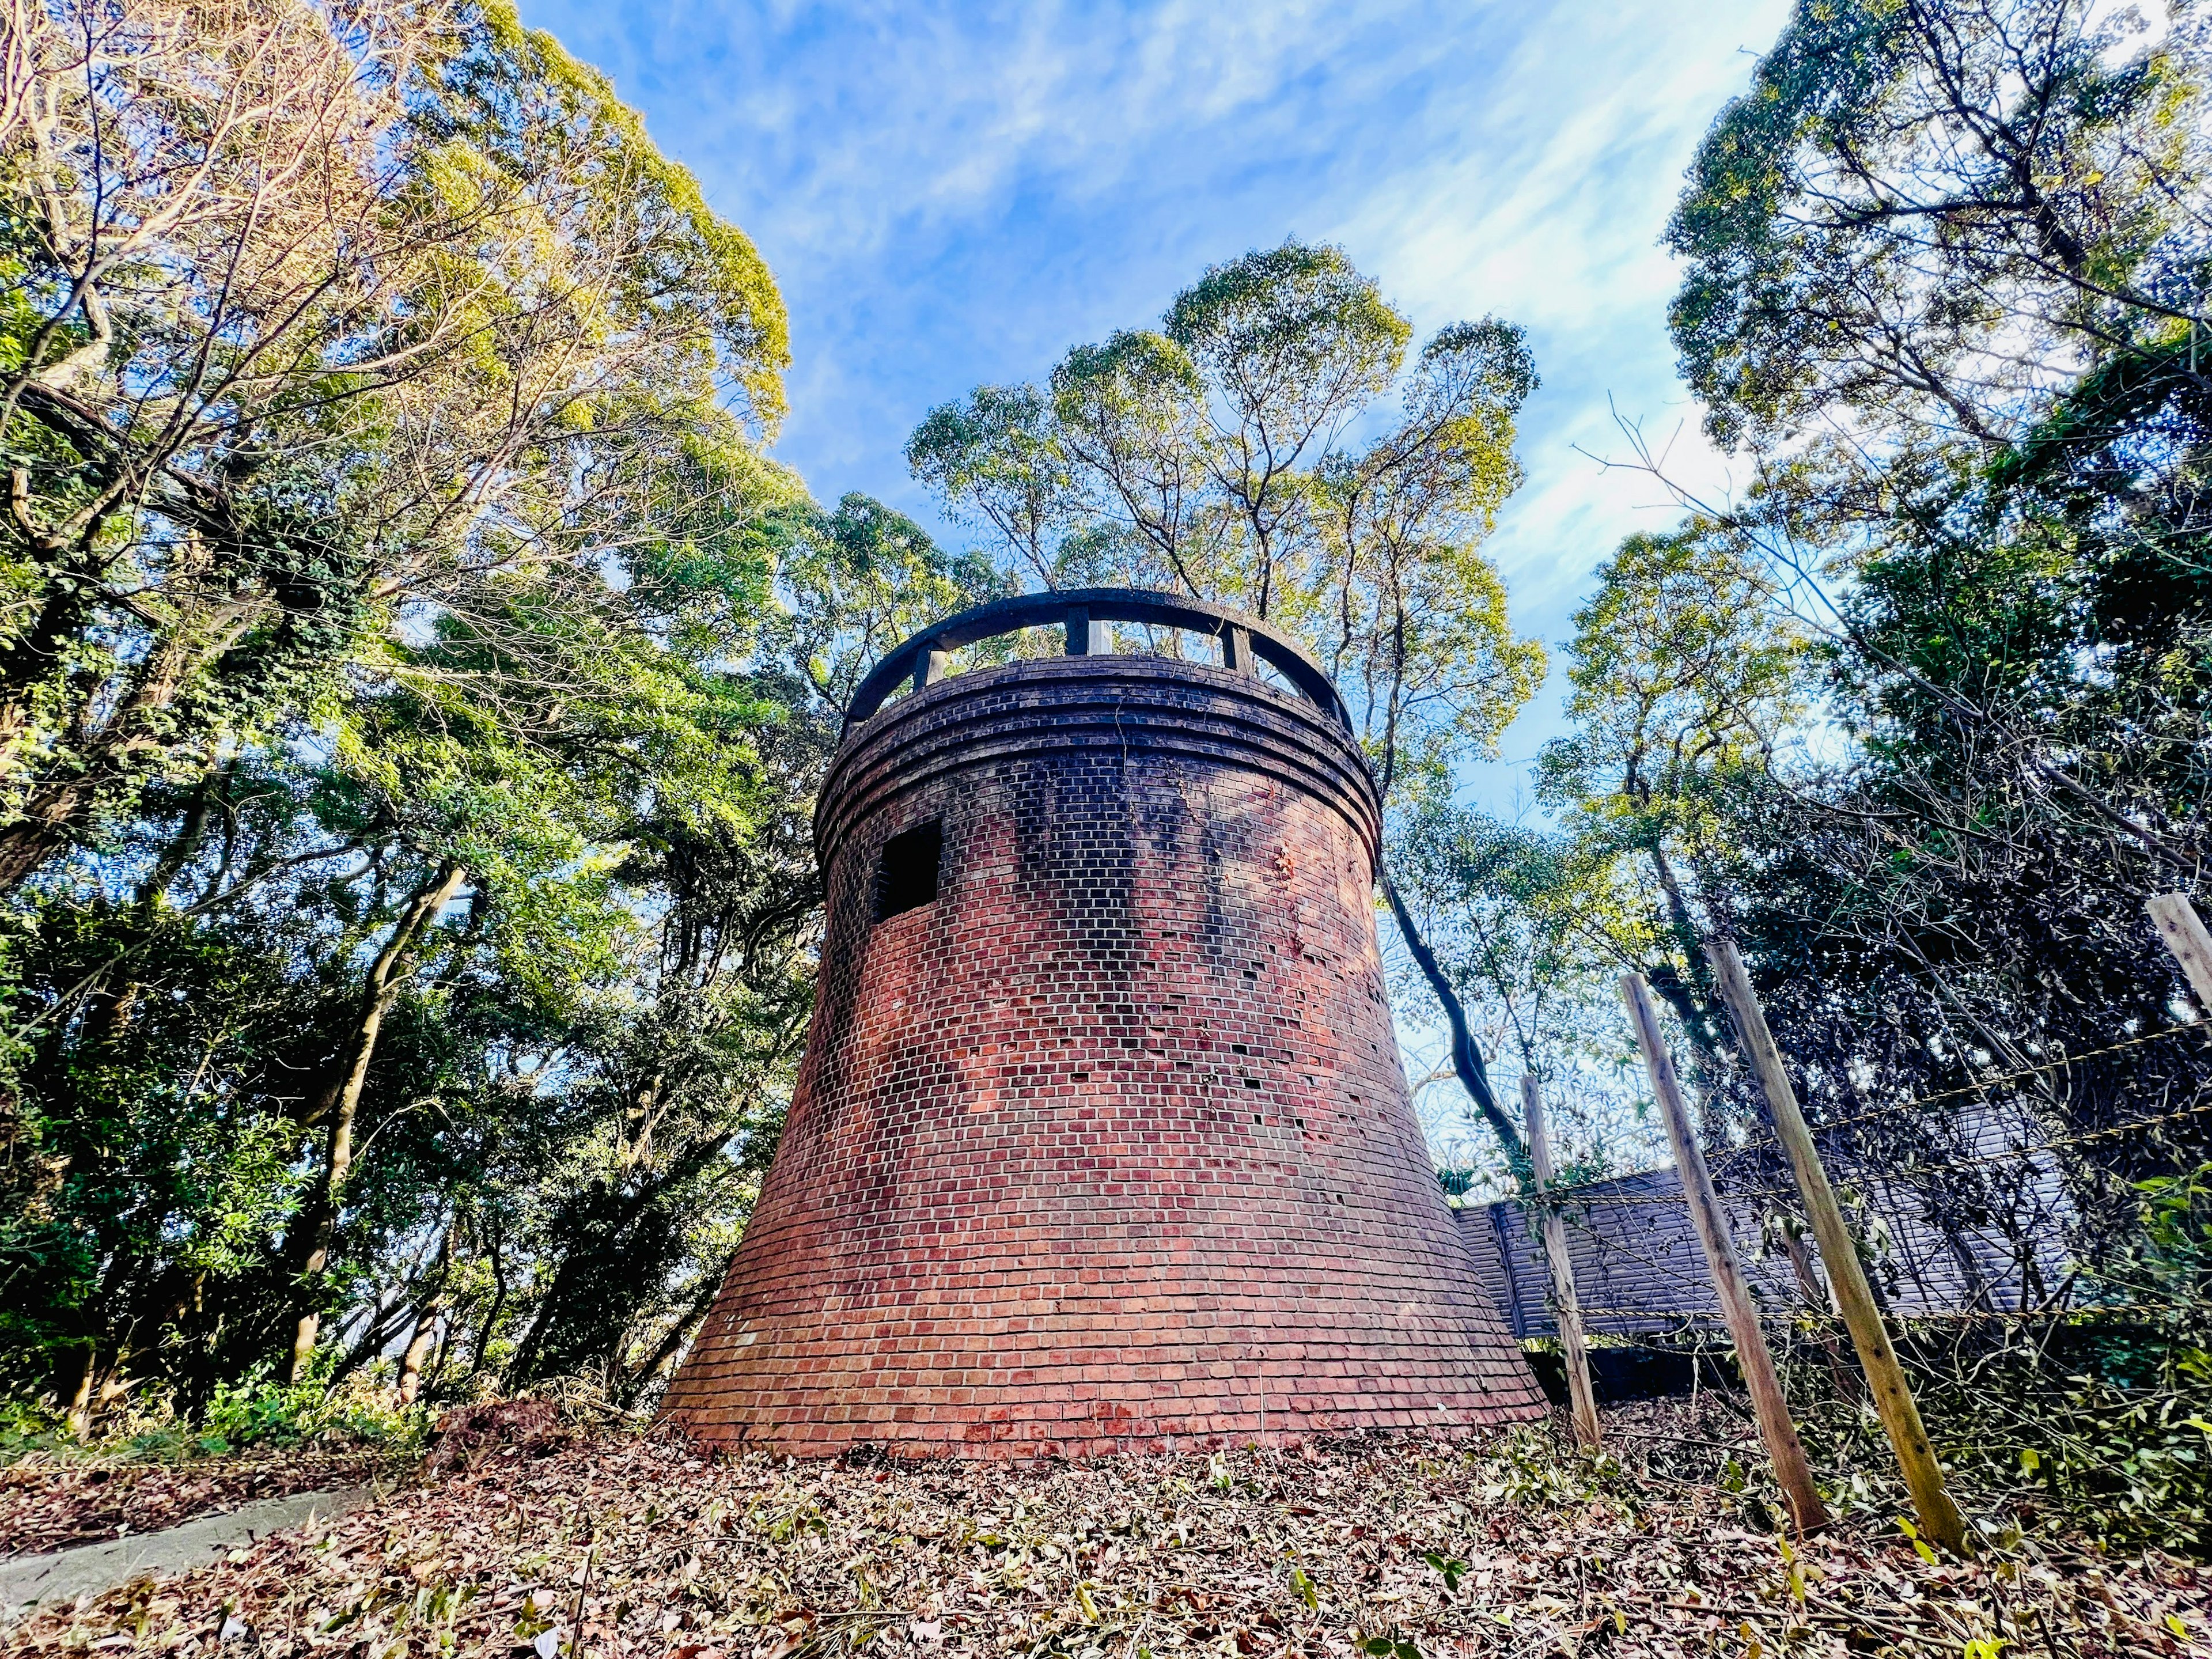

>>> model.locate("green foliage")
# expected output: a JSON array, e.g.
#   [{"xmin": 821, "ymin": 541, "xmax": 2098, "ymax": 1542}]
[
  {"xmin": 1391, "ymin": 800, "xmax": 1661, "ymax": 1184},
  {"xmin": 1525, "ymin": 0, "xmax": 2212, "ymax": 1562},
  {"xmin": 1527, "ymin": 0, "xmax": 2212, "ymax": 1215},
  {"xmin": 909, "ymin": 238, "xmax": 1543, "ymax": 797},
  {"xmin": 1668, "ymin": 0, "xmax": 2208, "ymax": 451},
  {"xmin": 197, "ymin": 1362, "xmax": 430, "ymax": 1456},
  {"xmin": 0, "ymin": 1358, "xmax": 430, "ymax": 1465},
  {"xmin": 904, "ymin": 386, "xmax": 1070, "ymax": 585},
  {"xmin": 0, "ymin": 0, "xmax": 797, "ymax": 889},
  {"xmin": 1785, "ymin": 1173, "xmax": 2212, "ymax": 1554},
  {"xmin": 1539, "ymin": 524, "xmax": 1811, "ymax": 856},
  {"xmin": 767, "ymin": 491, "xmax": 1016, "ymax": 713},
  {"xmin": 1418, "ymin": 1550, "xmax": 1468, "ymax": 1595}
]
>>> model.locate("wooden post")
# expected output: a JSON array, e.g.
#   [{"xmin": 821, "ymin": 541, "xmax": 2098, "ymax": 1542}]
[
  {"xmin": 911, "ymin": 638, "xmax": 948, "ymax": 691},
  {"xmin": 1708, "ymin": 938, "xmax": 1969, "ymax": 1556},
  {"xmin": 2149, "ymin": 893, "xmax": 2212, "ymax": 1016},
  {"xmin": 1222, "ymin": 625, "xmax": 1255, "ymax": 675},
  {"xmin": 1523, "ymin": 1073, "xmax": 1602, "ymax": 1450},
  {"xmin": 1619, "ymin": 971, "xmax": 1830, "ymax": 1535}
]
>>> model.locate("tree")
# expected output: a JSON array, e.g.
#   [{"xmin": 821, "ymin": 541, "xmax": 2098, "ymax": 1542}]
[
  {"xmin": 1388, "ymin": 800, "xmax": 1665, "ymax": 1188},
  {"xmin": 0, "ymin": 0, "xmax": 790, "ymax": 891},
  {"xmin": 910, "ymin": 241, "xmax": 1544, "ymax": 1153},
  {"xmin": 1537, "ymin": 524, "xmax": 1815, "ymax": 1049},
  {"xmin": 1574, "ymin": 0, "xmax": 2212, "ymax": 1277},
  {"xmin": 0, "ymin": 0, "xmax": 1057, "ymax": 1433},
  {"xmin": 1669, "ymin": 0, "xmax": 2210, "ymax": 453}
]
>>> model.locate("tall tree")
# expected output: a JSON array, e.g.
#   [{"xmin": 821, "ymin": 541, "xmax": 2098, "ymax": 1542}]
[
  {"xmin": 0, "ymin": 0, "xmax": 790, "ymax": 890},
  {"xmin": 910, "ymin": 241, "xmax": 1544, "ymax": 1154},
  {"xmin": 1537, "ymin": 524, "xmax": 1815, "ymax": 1048}
]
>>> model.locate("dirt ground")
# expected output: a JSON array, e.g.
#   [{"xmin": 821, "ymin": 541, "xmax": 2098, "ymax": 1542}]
[{"xmin": 3, "ymin": 1405, "xmax": 2204, "ymax": 1657}]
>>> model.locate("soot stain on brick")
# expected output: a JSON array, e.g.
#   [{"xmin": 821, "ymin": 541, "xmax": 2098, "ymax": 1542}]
[{"xmin": 664, "ymin": 658, "xmax": 1546, "ymax": 1452}]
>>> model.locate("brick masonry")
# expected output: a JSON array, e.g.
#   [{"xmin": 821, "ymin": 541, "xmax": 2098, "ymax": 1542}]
[
  {"xmin": 660, "ymin": 656, "xmax": 1545, "ymax": 1457},
  {"xmin": 1461, "ymin": 1101, "xmax": 2073, "ymax": 1340}
]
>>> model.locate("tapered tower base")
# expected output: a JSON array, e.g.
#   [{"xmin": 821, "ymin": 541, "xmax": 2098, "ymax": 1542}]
[{"xmin": 662, "ymin": 598, "xmax": 1541, "ymax": 1457}]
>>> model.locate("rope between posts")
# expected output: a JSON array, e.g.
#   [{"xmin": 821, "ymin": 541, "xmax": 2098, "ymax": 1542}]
[
  {"xmin": 1571, "ymin": 1307, "xmax": 1726, "ymax": 1324},
  {"xmin": 1522, "ymin": 1093, "xmax": 2212, "ymax": 1211},
  {"xmin": 1557, "ymin": 1304, "xmax": 2160, "ymax": 1327},
  {"xmin": 1776, "ymin": 1020, "xmax": 2210, "ymax": 1134},
  {"xmin": 1722, "ymin": 1094, "xmax": 2212, "ymax": 1205},
  {"xmin": 1495, "ymin": 1020, "xmax": 2210, "ymax": 1209}
]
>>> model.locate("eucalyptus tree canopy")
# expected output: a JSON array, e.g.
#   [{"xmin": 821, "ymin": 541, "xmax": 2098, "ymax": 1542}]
[
  {"xmin": 1669, "ymin": 0, "xmax": 2210, "ymax": 453},
  {"xmin": 908, "ymin": 239, "xmax": 1543, "ymax": 802},
  {"xmin": 1540, "ymin": 525, "xmax": 1813, "ymax": 867},
  {"xmin": 0, "ymin": 0, "xmax": 791, "ymax": 890}
]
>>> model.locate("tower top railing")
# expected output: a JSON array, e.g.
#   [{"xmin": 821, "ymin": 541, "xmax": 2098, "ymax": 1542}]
[{"xmin": 844, "ymin": 587, "xmax": 1355, "ymax": 734}]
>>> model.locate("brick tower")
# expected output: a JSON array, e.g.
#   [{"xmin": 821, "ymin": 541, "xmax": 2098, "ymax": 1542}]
[{"xmin": 661, "ymin": 590, "xmax": 1543, "ymax": 1457}]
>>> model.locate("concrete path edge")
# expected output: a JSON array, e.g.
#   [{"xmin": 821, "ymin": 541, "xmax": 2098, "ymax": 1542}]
[{"xmin": 2, "ymin": 1486, "xmax": 376, "ymax": 1627}]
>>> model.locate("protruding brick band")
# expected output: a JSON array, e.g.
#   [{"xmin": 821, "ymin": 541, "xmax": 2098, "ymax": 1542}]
[{"xmin": 661, "ymin": 653, "xmax": 1543, "ymax": 1457}]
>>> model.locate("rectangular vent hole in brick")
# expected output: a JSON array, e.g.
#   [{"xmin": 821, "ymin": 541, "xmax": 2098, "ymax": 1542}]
[{"xmin": 875, "ymin": 820, "xmax": 942, "ymax": 921}]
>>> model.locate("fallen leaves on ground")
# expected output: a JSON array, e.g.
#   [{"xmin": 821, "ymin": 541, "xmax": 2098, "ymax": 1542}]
[
  {"xmin": 0, "ymin": 1450, "xmax": 403, "ymax": 1559},
  {"xmin": 4, "ymin": 1404, "xmax": 2205, "ymax": 1657}
]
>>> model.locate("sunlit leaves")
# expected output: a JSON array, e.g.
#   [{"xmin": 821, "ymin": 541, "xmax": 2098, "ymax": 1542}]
[
  {"xmin": 1668, "ymin": 0, "xmax": 2210, "ymax": 451},
  {"xmin": 1539, "ymin": 522, "xmax": 1813, "ymax": 858},
  {"xmin": 911, "ymin": 240, "xmax": 1544, "ymax": 800}
]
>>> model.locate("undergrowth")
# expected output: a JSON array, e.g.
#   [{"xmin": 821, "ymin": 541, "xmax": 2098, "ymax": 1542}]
[
  {"xmin": 1772, "ymin": 1164, "xmax": 2212, "ymax": 1555},
  {"xmin": 0, "ymin": 1355, "xmax": 432, "ymax": 1468}
]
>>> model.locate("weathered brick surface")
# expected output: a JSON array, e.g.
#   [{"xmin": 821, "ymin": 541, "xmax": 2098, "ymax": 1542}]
[{"xmin": 661, "ymin": 657, "xmax": 1544, "ymax": 1458}]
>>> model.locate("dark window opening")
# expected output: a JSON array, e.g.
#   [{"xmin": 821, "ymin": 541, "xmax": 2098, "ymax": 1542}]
[{"xmin": 876, "ymin": 820, "xmax": 942, "ymax": 921}]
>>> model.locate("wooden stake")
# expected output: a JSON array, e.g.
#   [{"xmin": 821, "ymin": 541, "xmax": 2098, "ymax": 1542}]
[
  {"xmin": 1619, "ymin": 971, "xmax": 1830, "ymax": 1535},
  {"xmin": 1708, "ymin": 938, "xmax": 1969, "ymax": 1556},
  {"xmin": 1522, "ymin": 1072, "xmax": 1602, "ymax": 1450},
  {"xmin": 2149, "ymin": 893, "xmax": 2212, "ymax": 1016}
]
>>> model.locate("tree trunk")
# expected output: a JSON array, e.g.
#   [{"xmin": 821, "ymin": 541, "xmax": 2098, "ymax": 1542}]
[
  {"xmin": 0, "ymin": 775, "xmax": 99, "ymax": 890},
  {"xmin": 1646, "ymin": 841, "xmax": 1729, "ymax": 1060},
  {"xmin": 467, "ymin": 1225, "xmax": 510, "ymax": 1383},
  {"xmin": 396, "ymin": 1315, "xmax": 438, "ymax": 1405},
  {"xmin": 396, "ymin": 1229, "xmax": 452, "ymax": 1405},
  {"xmin": 1381, "ymin": 873, "xmax": 1526, "ymax": 1163},
  {"xmin": 64, "ymin": 1343, "xmax": 97, "ymax": 1439},
  {"xmin": 287, "ymin": 859, "xmax": 467, "ymax": 1381}
]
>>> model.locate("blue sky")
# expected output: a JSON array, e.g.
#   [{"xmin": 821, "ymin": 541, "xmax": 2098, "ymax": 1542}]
[{"xmin": 517, "ymin": 0, "xmax": 1794, "ymax": 818}]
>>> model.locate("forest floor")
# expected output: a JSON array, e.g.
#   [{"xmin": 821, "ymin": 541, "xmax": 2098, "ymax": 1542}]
[
  {"xmin": 0, "ymin": 1450, "xmax": 408, "ymax": 1560},
  {"xmin": 2, "ymin": 1401, "xmax": 2205, "ymax": 1658}
]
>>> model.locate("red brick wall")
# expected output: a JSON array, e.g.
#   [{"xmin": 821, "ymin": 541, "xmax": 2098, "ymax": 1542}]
[{"xmin": 661, "ymin": 657, "xmax": 1543, "ymax": 1457}]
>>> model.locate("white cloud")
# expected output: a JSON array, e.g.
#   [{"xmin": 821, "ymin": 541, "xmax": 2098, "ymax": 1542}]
[
  {"xmin": 510, "ymin": 0, "xmax": 1805, "ymax": 1145},
  {"xmin": 520, "ymin": 0, "xmax": 1796, "ymax": 796}
]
